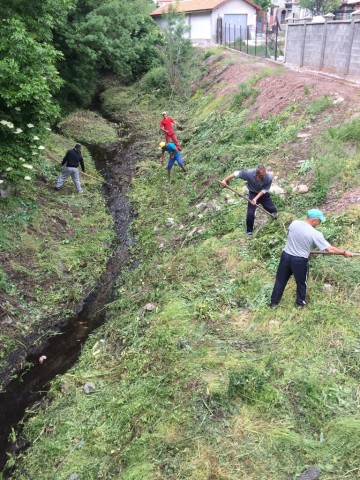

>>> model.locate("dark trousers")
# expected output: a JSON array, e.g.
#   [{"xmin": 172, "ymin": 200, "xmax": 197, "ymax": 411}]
[
  {"xmin": 246, "ymin": 191, "xmax": 277, "ymax": 232},
  {"xmin": 271, "ymin": 251, "xmax": 309, "ymax": 306}
]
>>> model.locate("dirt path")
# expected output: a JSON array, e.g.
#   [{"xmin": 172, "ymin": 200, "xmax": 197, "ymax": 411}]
[{"xmin": 202, "ymin": 50, "xmax": 360, "ymax": 211}]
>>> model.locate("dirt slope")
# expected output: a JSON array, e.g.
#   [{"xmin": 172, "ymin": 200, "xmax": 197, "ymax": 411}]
[{"xmin": 201, "ymin": 49, "xmax": 360, "ymax": 212}]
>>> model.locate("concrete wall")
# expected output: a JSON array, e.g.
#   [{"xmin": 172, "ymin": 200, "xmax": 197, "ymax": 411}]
[
  {"xmin": 303, "ymin": 23, "xmax": 325, "ymax": 68},
  {"xmin": 349, "ymin": 22, "xmax": 360, "ymax": 74},
  {"xmin": 285, "ymin": 17, "xmax": 360, "ymax": 76}
]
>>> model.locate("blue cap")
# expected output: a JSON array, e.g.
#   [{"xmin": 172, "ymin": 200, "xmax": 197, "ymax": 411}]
[{"xmin": 307, "ymin": 208, "xmax": 326, "ymax": 222}]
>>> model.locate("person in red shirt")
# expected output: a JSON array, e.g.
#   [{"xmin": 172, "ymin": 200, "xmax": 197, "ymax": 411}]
[{"xmin": 159, "ymin": 111, "xmax": 181, "ymax": 150}]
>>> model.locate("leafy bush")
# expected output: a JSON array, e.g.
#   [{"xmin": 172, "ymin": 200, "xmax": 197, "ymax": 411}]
[
  {"xmin": 329, "ymin": 118, "xmax": 360, "ymax": 143},
  {"xmin": 305, "ymin": 95, "xmax": 332, "ymax": 119},
  {"xmin": 55, "ymin": 0, "xmax": 163, "ymax": 108},
  {"xmin": 0, "ymin": 18, "xmax": 63, "ymax": 187},
  {"xmin": 242, "ymin": 117, "xmax": 281, "ymax": 143},
  {"xmin": 160, "ymin": 6, "xmax": 193, "ymax": 97},
  {"xmin": 232, "ymin": 83, "xmax": 260, "ymax": 108},
  {"xmin": 297, "ymin": 157, "xmax": 314, "ymax": 174},
  {"xmin": 139, "ymin": 66, "xmax": 170, "ymax": 94}
]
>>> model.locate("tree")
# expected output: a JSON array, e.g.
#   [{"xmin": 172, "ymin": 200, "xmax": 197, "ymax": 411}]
[
  {"xmin": 299, "ymin": 0, "xmax": 341, "ymax": 15},
  {"xmin": 0, "ymin": 2, "xmax": 73, "ymax": 186},
  {"xmin": 54, "ymin": 0, "xmax": 162, "ymax": 108},
  {"xmin": 255, "ymin": 0, "xmax": 272, "ymax": 12},
  {"xmin": 160, "ymin": 5, "xmax": 193, "ymax": 97}
]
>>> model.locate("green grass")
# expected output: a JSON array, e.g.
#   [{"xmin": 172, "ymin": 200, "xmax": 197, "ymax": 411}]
[
  {"xmin": 0, "ymin": 132, "xmax": 114, "ymax": 379},
  {"xmin": 8, "ymin": 51, "xmax": 360, "ymax": 480},
  {"xmin": 58, "ymin": 110, "xmax": 118, "ymax": 144}
]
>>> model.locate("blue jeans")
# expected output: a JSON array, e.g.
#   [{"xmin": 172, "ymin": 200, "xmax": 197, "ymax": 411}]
[
  {"xmin": 271, "ymin": 251, "xmax": 309, "ymax": 306},
  {"xmin": 168, "ymin": 152, "xmax": 184, "ymax": 170}
]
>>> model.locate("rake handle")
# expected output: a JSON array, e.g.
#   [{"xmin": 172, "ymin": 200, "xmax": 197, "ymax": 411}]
[
  {"xmin": 218, "ymin": 181, "xmax": 276, "ymax": 219},
  {"xmin": 310, "ymin": 251, "xmax": 360, "ymax": 256},
  {"xmin": 81, "ymin": 171, "xmax": 115, "ymax": 187}
]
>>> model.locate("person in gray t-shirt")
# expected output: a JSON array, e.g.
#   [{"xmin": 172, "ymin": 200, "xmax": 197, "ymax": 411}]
[
  {"xmin": 270, "ymin": 209, "xmax": 353, "ymax": 308},
  {"xmin": 221, "ymin": 165, "xmax": 277, "ymax": 235}
]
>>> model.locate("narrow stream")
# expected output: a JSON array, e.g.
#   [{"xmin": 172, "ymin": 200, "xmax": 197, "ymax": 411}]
[{"xmin": 0, "ymin": 122, "xmax": 139, "ymax": 474}]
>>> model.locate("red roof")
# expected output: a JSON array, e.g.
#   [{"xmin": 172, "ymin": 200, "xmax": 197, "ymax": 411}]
[{"xmin": 151, "ymin": 0, "xmax": 262, "ymax": 16}]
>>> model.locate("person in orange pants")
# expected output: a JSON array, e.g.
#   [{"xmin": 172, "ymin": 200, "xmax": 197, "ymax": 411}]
[{"xmin": 160, "ymin": 111, "xmax": 181, "ymax": 150}]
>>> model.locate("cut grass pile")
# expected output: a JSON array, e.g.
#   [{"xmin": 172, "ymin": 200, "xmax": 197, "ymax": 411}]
[{"xmin": 8, "ymin": 50, "xmax": 360, "ymax": 479}]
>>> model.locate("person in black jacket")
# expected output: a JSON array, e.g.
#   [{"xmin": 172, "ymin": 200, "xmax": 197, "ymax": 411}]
[{"xmin": 55, "ymin": 144, "xmax": 85, "ymax": 193}]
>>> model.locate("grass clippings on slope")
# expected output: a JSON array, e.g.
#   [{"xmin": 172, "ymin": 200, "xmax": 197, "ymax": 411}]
[
  {"xmin": 0, "ymin": 132, "xmax": 114, "ymax": 383},
  {"xmin": 9, "ymin": 48, "xmax": 360, "ymax": 480}
]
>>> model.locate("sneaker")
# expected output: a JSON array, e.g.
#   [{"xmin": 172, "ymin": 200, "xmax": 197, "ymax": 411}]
[
  {"xmin": 269, "ymin": 303, "xmax": 278, "ymax": 309},
  {"xmin": 296, "ymin": 303, "xmax": 306, "ymax": 308},
  {"xmin": 245, "ymin": 231, "xmax": 253, "ymax": 236},
  {"xmin": 299, "ymin": 466, "xmax": 321, "ymax": 480}
]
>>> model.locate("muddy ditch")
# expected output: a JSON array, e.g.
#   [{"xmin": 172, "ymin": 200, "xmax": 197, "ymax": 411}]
[{"xmin": 0, "ymin": 118, "xmax": 140, "ymax": 474}]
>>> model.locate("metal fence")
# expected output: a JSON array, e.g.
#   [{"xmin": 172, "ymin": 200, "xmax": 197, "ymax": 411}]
[{"xmin": 218, "ymin": 21, "xmax": 284, "ymax": 61}]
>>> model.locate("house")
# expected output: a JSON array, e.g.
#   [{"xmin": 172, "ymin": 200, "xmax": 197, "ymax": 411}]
[
  {"xmin": 150, "ymin": 0, "xmax": 263, "ymax": 45},
  {"xmin": 335, "ymin": 0, "xmax": 360, "ymax": 19},
  {"xmin": 268, "ymin": 0, "xmax": 303, "ymax": 26}
]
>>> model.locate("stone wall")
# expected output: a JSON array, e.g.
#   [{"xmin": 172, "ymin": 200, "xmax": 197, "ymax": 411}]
[{"xmin": 285, "ymin": 15, "xmax": 360, "ymax": 77}]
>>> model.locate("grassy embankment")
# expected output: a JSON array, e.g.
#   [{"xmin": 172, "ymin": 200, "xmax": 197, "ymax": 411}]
[
  {"xmin": 9, "ymin": 49, "xmax": 360, "ymax": 479},
  {"xmin": 0, "ymin": 111, "xmax": 117, "ymax": 383}
]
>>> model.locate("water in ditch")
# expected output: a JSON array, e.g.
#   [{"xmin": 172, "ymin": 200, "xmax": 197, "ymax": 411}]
[{"xmin": 0, "ymin": 124, "xmax": 139, "ymax": 474}]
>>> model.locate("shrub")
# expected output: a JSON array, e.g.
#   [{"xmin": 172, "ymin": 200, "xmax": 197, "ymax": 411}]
[{"xmin": 140, "ymin": 66, "xmax": 170, "ymax": 94}]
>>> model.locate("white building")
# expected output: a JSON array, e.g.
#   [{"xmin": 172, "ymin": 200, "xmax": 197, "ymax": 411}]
[
  {"xmin": 151, "ymin": 0, "xmax": 263, "ymax": 45},
  {"xmin": 268, "ymin": 0, "xmax": 307, "ymax": 25}
]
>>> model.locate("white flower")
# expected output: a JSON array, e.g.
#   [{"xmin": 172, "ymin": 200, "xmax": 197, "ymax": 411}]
[
  {"xmin": 15, "ymin": 107, "xmax": 21, "ymax": 111},
  {"xmin": 19, "ymin": 157, "xmax": 25, "ymax": 162},
  {"xmin": 38, "ymin": 145, "xmax": 45, "ymax": 150},
  {"xmin": 5, "ymin": 167, "xmax": 12, "ymax": 171},
  {"xmin": 45, "ymin": 127, "xmax": 51, "ymax": 132},
  {"xmin": 27, "ymin": 123, "xmax": 34, "ymax": 128},
  {"xmin": 14, "ymin": 128, "xmax": 23, "ymax": 134},
  {"xmin": 23, "ymin": 164, "xmax": 33, "ymax": 169},
  {"xmin": 33, "ymin": 136, "xmax": 40, "ymax": 140},
  {"xmin": 0, "ymin": 180, "xmax": 4, "ymax": 184},
  {"xmin": 1, "ymin": 120, "xmax": 14, "ymax": 128},
  {"xmin": 24, "ymin": 176, "xmax": 32, "ymax": 180},
  {"xmin": 32, "ymin": 152, "xmax": 38, "ymax": 155}
]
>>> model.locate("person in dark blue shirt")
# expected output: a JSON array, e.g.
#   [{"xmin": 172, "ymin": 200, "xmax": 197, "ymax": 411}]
[
  {"xmin": 159, "ymin": 141, "xmax": 186, "ymax": 178},
  {"xmin": 221, "ymin": 165, "xmax": 277, "ymax": 235}
]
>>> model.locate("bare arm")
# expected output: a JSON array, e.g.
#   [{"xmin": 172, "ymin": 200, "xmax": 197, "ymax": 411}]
[
  {"xmin": 170, "ymin": 148, "xmax": 178, "ymax": 159},
  {"xmin": 252, "ymin": 191, "xmax": 265, "ymax": 205},
  {"xmin": 221, "ymin": 172, "xmax": 236, "ymax": 186},
  {"xmin": 326, "ymin": 246, "xmax": 353, "ymax": 257}
]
